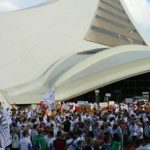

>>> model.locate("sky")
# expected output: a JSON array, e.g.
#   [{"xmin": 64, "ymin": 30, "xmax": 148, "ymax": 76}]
[
  {"xmin": 123, "ymin": 0, "xmax": 150, "ymax": 46},
  {"xmin": 0, "ymin": 0, "xmax": 149, "ymax": 45},
  {"xmin": 0, "ymin": 0, "xmax": 47, "ymax": 13}
]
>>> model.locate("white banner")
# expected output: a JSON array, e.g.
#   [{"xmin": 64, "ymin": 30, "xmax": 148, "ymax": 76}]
[
  {"xmin": 62, "ymin": 104, "xmax": 70, "ymax": 111},
  {"xmin": 125, "ymin": 98, "xmax": 133, "ymax": 104},
  {"xmin": 77, "ymin": 101, "xmax": 85, "ymax": 105},
  {"xmin": 99, "ymin": 101, "xmax": 114, "ymax": 108},
  {"xmin": 44, "ymin": 87, "xmax": 55, "ymax": 106},
  {"xmin": 0, "ymin": 108, "xmax": 11, "ymax": 148}
]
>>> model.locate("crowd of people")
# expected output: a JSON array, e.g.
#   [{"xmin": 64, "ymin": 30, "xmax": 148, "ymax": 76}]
[{"xmin": 0, "ymin": 100, "xmax": 150, "ymax": 150}]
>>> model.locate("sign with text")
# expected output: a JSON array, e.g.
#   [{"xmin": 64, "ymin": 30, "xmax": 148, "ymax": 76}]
[
  {"xmin": 0, "ymin": 108, "xmax": 11, "ymax": 148},
  {"xmin": 105, "ymin": 93, "xmax": 111, "ymax": 97}
]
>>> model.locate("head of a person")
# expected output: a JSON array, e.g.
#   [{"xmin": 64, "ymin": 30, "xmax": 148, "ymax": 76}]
[
  {"xmin": 93, "ymin": 139, "xmax": 100, "ymax": 150},
  {"xmin": 21, "ymin": 125, "xmax": 25, "ymax": 130},
  {"xmin": 137, "ymin": 122, "xmax": 143, "ymax": 127},
  {"xmin": 33, "ymin": 124, "xmax": 38, "ymax": 130},
  {"xmin": 23, "ymin": 129, "xmax": 29, "ymax": 137},
  {"xmin": 77, "ymin": 140, "xmax": 84, "ymax": 148},
  {"xmin": 113, "ymin": 133, "xmax": 120, "ymax": 142},
  {"xmin": 113, "ymin": 124, "xmax": 118, "ymax": 130},
  {"xmin": 100, "ymin": 125, "xmax": 104, "ymax": 131},
  {"xmin": 47, "ymin": 117, "xmax": 50, "ymax": 122},
  {"xmin": 37, "ymin": 128, "xmax": 42, "ymax": 135},
  {"xmin": 48, "ymin": 130, "xmax": 54, "ymax": 138},
  {"xmin": 131, "ymin": 121, "xmax": 135, "ymax": 126},
  {"xmin": 57, "ymin": 130, "xmax": 62, "ymax": 138},
  {"xmin": 65, "ymin": 116, "xmax": 69, "ymax": 120}
]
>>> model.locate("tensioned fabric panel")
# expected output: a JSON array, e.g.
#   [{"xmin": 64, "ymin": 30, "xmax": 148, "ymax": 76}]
[{"xmin": 85, "ymin": 0, "xmax": 146, "ymax": 47}]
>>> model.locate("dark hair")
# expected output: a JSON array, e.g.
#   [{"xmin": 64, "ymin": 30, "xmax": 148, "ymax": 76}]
[
  {"xmin": 113, "ymin": 133, "xmax": 120, "ymax": 142},
  {"xmin": 113, "ymin": 124, "xmax": 118, "ymax": 130},
  {"xmin": 49, "ymin": 130, "xmax": 54, "ymax": 137},
  {"xmin": 57, "ymin": 131, "xmax": 61, "ymax": 137},
  {"xmin": 38, "ymin": 129, "xmax": 42, "ymax": 135},
  {"xmin": 33, "ymin": 124, "xmax": 38, "ymax": 129},
  {"xmin": 100, "ymin": 125, "xmax": 104, "ymax": 130}
]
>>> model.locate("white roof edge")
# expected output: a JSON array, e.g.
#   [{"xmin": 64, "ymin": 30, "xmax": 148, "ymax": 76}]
[
  {"xmin": 0, "ymin": 0, "xmax": 100, "ymax": 89},
  {"xmin": 56, "ymin": 45, "xmax": 150, "ymax": 100}
]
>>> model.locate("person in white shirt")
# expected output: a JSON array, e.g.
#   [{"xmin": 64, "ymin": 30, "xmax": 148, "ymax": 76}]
[
  {"xmin": 19, "ymin": 129, "xmax": 32, "ymax": 150},
  {"xmin": 47, "ymin": 131, "xmax": 56, "ymax": 150},
  {"xmin": 137, "ymin": 122, "xmax": 144, "ymax": 146},
  {"xmin": 129, "ymin": 121, "xmax": 138, "ymax": 146},
  {"xmin": 31, "ymin": 124, "xmax": 38, "ymax": 142},
  {"xmin": 11, "ymin": 130, "xmax": 19, "ymax": 150}
]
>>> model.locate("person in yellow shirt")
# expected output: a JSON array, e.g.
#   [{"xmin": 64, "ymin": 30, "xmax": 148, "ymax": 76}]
[{"xmin": 145, "ymin": 103, "xmax": 150, "ymax": 112}]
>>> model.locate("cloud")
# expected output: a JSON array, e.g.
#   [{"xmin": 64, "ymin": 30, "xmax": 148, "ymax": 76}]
[
  {"xmin": 0, "ymin": 0, "xmax": 47, "ymax": 13},
  {"xmin": 0, "ymin": 1, "xmax": 18, "ymax": 12}
]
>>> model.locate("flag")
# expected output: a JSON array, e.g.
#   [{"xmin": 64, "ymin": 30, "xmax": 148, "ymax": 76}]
[{"xmin": 44, "ymin": 88, "xmax": 55, "ymax": 107}]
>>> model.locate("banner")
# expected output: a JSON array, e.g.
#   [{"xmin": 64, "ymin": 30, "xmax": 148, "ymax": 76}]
[
  {"xmin": 62, "ymin": 104, "xmax": 70, "ymax": 111},
  {"xmin": 77, "ymin": 101, "xmax": 85, "ymax": 105},
  {"xmin": 44, "ymin": 87, "xmax": 55, "ymax": 107},
  {"xmin": 0, "ymin": 108, "xmax": 11, "ymax": 148},
  {"xmin": 99, "ymin": 101, "xmax": 114, "ymax": 108}
]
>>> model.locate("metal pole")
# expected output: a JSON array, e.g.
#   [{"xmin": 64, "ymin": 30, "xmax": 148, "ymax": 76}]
[{"xmin": 95, "ymin": 90, "xmax": 100, "ymax": 107}]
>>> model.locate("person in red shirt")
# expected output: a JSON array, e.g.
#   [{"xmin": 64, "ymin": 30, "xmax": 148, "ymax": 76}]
[{"xmin": 53, "ymin": 131, "xmax": 66, "ymax": 150}]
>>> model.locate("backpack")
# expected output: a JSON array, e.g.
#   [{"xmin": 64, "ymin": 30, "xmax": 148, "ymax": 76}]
[{"xmin": 33, "ymin": 140, "xmax": 41, "ymax": 150}]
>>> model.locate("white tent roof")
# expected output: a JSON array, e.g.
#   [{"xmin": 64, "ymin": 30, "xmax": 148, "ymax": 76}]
[
  {"xmin": 0, "ymin": 0, "xmax": 101, "ymax": 89},
  {"xmin": 0, "ymin": 0, "xmax": 104, "ymax": 105}
]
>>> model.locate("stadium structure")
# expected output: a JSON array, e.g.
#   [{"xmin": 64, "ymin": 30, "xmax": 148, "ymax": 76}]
[{"xmin": 0, "ymin": 0, "xmax": 150, "ymax": 107}]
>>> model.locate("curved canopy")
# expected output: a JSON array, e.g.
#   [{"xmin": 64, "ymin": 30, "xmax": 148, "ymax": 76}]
[
  {"xmin": 0, "ymin": 0, "xmax": 101, "ymax": 90},
  {"xmin": 55, "ymin": 45, "xmax": 150, "ymax": 100},
  {"xmin": 2, "ymin": 45, "xmax": 150, "ymax": 104}
]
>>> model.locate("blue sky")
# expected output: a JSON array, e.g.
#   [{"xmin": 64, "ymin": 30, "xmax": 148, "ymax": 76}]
[
  {"xmin": 0, "ymin": 0, "xmax": 47, "ymax": 13},
  {"xmin": 0, "ymin": 0, "xmax": 149, "ymax": 46}
]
